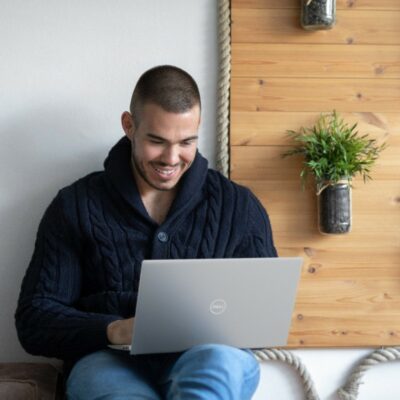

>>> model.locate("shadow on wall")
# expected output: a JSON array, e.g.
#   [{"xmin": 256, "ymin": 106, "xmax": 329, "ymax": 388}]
[{"xmin": 0, "ymin": 106, "xmax": 116, "ymax": 361}]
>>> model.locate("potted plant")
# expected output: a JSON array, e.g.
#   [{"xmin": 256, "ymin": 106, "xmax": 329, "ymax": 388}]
[
  {"xmin": 282, "ymin": 111, "xmax": 386, "ymax": 234},
  {"xmin": 301, "ymin": 0, "xmax": 336, "ymax": 30}
]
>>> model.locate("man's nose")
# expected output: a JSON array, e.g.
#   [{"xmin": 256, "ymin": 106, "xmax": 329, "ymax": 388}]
[{"xmin": 162, "ymin": 145, "xmax": 180, "ymax": 166}]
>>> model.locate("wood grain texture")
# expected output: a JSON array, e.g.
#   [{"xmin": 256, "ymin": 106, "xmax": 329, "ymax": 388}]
[
  {"xmin": 232, "ymin": 9, "xmax": 400, "ymax": 45},
  {"xmin": 231, "ymin": 0, "xmax": 400, "ymax": 347},
  {"xmin": 232, "ymin": 44, "xmax": 400, "ymax": 79},
  {"xmin": 231, "ymin": 78, "xmax": 400, "ymax": 112},
  {"xmin": 230, "ymin": 146, "xmax": 400, "ymax": 181},
  {"xmin": 287, "ymin": 315, "xmax": 400, "ymax": 347},
  {"xmin": 231, "ymin": 112, "xmax": 399, "ymax": 146},
  {"xmin": 234, "ymin": 0, "xmax": 400, "ymax": 10}
]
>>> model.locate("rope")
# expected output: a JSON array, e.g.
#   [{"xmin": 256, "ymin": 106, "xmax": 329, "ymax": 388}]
[
  {"xmin": 337, "ymin": 347, "xmax": 400, "ymax": 400},
  {"xmin": 216, "ymin": 0, "xmax": 231, "ymax": 177},
  {"xmin": 253, "ymin": 348, "xmax": 320, "ymax": 400}
]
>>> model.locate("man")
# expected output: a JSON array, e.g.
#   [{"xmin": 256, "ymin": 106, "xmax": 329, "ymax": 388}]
[{"xmin": 15, "ymin": 65, "xmax": 277, "ymax": 399}]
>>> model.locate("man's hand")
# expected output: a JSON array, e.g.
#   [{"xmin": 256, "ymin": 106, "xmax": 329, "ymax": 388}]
[{"xmin": 106, "ymin": 318, "xmax": 134, "ymax": 345}]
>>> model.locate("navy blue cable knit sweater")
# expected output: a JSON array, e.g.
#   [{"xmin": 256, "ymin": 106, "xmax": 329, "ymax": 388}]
[{"xmin": 15, "ymin": 137, "xmax": 277, "ymax": 362}]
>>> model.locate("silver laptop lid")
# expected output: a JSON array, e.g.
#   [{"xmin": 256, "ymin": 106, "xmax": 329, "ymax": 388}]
[{"xmin": 131, "ymin": 257, "xmax": 303, "ymax": 355}]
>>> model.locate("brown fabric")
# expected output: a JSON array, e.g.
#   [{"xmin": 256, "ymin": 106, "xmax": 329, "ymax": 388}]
[
  {"xmin": 0, "ymin": 363, "xmax": 62, "ymax": 400},
  {"xmin": 0, "ymin": 379, "xmax": 38, "ymax": 400}
]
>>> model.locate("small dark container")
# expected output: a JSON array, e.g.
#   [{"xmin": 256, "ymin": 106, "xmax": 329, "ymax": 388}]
[
  {"xmin": 318, "ymin": 181, "xmax": 351, "ymax": 234},
  {"xmin": 301, "ymin": 0, "xmax": 336, "ymax": 30}
]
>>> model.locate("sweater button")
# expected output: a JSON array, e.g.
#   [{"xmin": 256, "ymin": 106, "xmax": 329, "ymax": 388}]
[{"xmin": 157, "ymin": 231, "xmax": 169, "ymax": 243}]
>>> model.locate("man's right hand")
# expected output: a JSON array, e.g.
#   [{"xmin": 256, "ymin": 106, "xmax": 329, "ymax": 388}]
[{"xmin": 106, "ymin": 318, "xmax": 134, "ymax": 345}]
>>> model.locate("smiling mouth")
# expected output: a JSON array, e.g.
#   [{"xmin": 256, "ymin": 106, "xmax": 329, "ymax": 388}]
[{"xmin": 153, "ymin": 165, "xmax": 178, "ymax": 178}]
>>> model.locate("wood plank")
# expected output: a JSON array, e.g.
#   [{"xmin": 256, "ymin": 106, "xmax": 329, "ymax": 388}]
[
  {"xmin": 271, "ymin": 225, "xmax": 400, "ymax": 245},
  {"xmin": 296, "ymin": 279, "xmax": 400, "ymax": 302},
  {"xmin": 231, "ymin": 112, "xmax": 399, "ymax": 146},
  {"xmin": 271, "ymin": 227, "xmax": 400, "ymax": 251},
  {"xmin": 230, "ymin": 146, "xmax": 400, "ymax": 181},
  {"xmin": 269, "ymin": 215, "xmax": 399, "ymax": 235},
  {"xmin": 299, "ymin": 264, "xmax": 400, "ymax": 281},
  {"xmin": 294, "ymin": 247, "xmax": 400, "ymax": 265},
  {"xmin": 273, "ymin": 232, "xmax": 400, "ymax": 250},
  {"xmin": 287, "ymin": 314, "xmax": 400, "ymax": 347},
  {"xmin": 296, "ymin": 286, "xmax": 400, "ymax": 320},
  {"xmin": 278, "ymin": 245, "xmax": 399, "ymax": 271},
  {"xmin": 235, "ymin": 180, "xmax": 400, "ymax": 215},
  {"xmin": 232, "ymin": 43, "xmax": 400, "ymax": 79},
  {"xmin": 231, "ymin": 78, "xmax": 400, "ymax": 112},
  {"xmin": 233, "ymin": 0, "xmax": 400, "ymax": 11},
  {"xmin": 275, "ymin": 248, "xmax": 400, "ymax": 282},
  {"xmin": 232, "ymin": 9, "xmax": 400, "ymax": 45},
  {"xmin": 271, "ymin": 226, "xmax": 400, "ymax": 243}
]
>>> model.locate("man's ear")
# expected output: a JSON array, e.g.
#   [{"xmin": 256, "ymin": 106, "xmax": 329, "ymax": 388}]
[{"xmin": 121, "ymin": 111, "xmax": 135, "ymax": 141}]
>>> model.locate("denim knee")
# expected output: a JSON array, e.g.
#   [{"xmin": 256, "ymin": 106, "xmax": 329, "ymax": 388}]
[
  {"xmin": 165, "ymin": 344, "xmax": 260, "ymax": 400},
  {"xmin": 66, "ymin": 350, "xmax": 161, "ymax": 400},
  {"xmin": 183, "ymin": 343, "xmax": 259, "ymax": 374}
]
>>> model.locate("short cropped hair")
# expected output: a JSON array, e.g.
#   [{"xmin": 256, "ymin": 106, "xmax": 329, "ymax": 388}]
[{"xmin": 130, "ymin": 65, "xmax": 201, "ymax": 127}]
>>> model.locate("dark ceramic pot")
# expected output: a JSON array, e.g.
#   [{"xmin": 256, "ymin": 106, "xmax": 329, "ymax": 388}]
[{"xmin": 317, "ymin": 180, "xmax": 351, "ymax": 234}]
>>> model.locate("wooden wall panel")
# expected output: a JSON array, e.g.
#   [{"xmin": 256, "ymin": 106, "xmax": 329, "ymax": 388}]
[
  {"xmin": 232, "ymin": 9, "xmax": 400, "ymax": 45},
  {"xmin": 231, "ymin": 146, "xmax": 400, "ymax": 181},
  {"xmin": 232, "ymin": 78, "xmax": 400, "ymax": 112},
  {"xmin": 231, "ymin": 0, "xmax": 400, "ymax": 347},
  {"xmin": 234, "ymin": 0, "xmax": 400, "ymax": 11},
  {"xmin": 231, "ymin": 112, "xmax": 400, "ymax": 146},
  {"xmin": 232, "ymin": 44, "xmax": 400, "ymax": 78}
]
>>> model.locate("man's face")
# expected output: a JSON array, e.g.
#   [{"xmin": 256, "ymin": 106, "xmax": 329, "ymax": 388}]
[{"xmin": 124, "ymin": 102, "xmax": 200, "ymax": 193}]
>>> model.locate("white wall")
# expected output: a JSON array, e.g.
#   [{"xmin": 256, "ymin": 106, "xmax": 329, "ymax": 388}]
[
  {"xmin": 0, "ymin": 1, "xmax": 398, "ymax": 399},
  {"xmin": 0, "ymin": 0, "xmax": 217, "ymax": 360}
]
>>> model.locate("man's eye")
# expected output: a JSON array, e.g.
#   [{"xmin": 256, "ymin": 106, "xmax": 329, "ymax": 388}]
[
  {"xmin": 182, "ymin": 140, "xmax": 195, "ymax": 146},
  {"xmin": 149, "ymin": 140, "xmax": 163, "ymax": 144}
]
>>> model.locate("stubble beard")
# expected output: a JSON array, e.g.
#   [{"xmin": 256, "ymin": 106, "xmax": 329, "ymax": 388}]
[{"xmin": 130, "ymin": 139, "xmax": 178, "ymax": 192}]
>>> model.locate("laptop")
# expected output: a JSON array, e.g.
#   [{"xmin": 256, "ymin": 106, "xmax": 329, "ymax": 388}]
[{"xmin": 109, "ymin": 257, "xmax": 303, "ymax": 355}]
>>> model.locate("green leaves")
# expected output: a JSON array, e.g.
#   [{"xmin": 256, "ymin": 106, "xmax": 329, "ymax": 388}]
[{"xmin": 282, "ymin": 111, "xmax": 387, "ymax": 192}]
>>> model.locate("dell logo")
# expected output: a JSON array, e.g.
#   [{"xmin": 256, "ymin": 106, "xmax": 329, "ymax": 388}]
[{"xmin": 210, "ymin": 299, "xmax": 227, "ymax": 315}]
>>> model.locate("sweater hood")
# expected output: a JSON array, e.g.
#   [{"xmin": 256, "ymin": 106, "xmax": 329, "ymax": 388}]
[{"xmin": 104, "ymin": 136, "xmax": 209, "ymax": 224}]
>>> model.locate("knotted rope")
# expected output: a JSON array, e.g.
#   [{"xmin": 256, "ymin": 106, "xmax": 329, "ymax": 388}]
[
  {"xmin": 253, "ymin": 349, "xmax": 320, "ymax": 400},
  {"xmin": 337, "ymin": 347, "xmax": 400, "ymax": 400},
  {"xmin": 216, "ymin": 0, "xmax": 231, "ymax": 177}
]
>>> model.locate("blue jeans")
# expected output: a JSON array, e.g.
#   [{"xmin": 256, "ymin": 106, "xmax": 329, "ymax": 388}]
[{"xmin": 66, "ymin": 344, "xmax": 260, "ymax": 400}]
